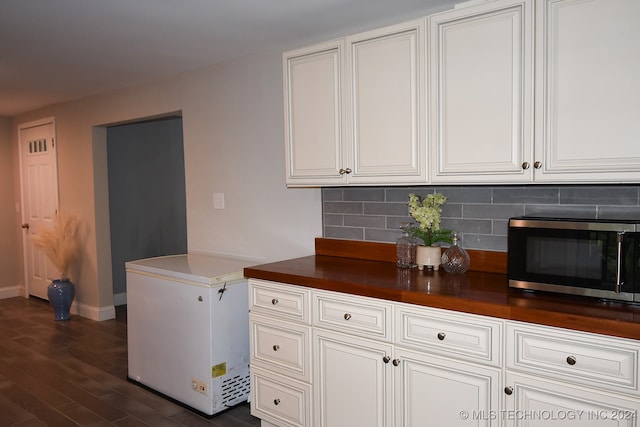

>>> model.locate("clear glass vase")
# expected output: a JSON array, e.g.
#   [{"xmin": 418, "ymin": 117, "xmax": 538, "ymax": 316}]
[
  {"xmin": 441, "ymin": 232, "xmax": 470, "ymax": 274},
  {"xmin": 396, "ymin": 223, "xmax": 417, "ymax": 268}
]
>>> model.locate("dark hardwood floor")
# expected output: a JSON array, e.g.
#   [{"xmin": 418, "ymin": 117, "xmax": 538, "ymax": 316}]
[{"xmin": 0, "ymin": 296, "xmax": 261, "ymax": 426}]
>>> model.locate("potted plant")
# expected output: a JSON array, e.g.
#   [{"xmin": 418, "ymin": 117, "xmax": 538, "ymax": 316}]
[
  {"xmin": 406, "ymin": 193, "xmax": 452, "ymax": 271},
  {"xmin": 30, "ymin": 211, "xmax": 80, "ymax": 320}
]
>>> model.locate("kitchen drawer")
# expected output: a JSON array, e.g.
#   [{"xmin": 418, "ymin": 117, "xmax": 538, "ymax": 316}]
[
  {"xmin": 312, "ymin": 290, "xmax": 392, "ymax": 341},
  {"xmin": 395, "ymin": 303, "xmax": 503, "ymax": 366},
  {"xmin": 249, "ymin": 279, "xmax": 310, "ymax": 324},
  {"xmin": 507, "ymin": 321, "xmax": 639, "ymax": 396},
  {"xmin": 250, "ymin": 366, "xmax": 311, "ymax": 427},
  {"xmin": 250, "ymin": 314, "xmax": 311, "ymax": 382}
]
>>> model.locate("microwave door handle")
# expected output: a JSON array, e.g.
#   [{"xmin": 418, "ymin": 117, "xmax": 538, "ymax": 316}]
[{"xmin": 615, "ymin": 232, "xmax": 624, "ymax": 293}]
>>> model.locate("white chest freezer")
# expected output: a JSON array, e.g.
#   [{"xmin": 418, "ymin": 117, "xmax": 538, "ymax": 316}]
[{"xmin": 126, "ymin": 254, "xmax": 251, "ymax": 416}]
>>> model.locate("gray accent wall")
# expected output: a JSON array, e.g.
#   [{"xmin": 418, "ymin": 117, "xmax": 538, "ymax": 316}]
[
  {"xmin": 107, "ymin": 117, "xmax": 188, "ymax": 296},
  {"xmin": 323, "ymin": 185, "xmax": 640, "ymax": 252}
]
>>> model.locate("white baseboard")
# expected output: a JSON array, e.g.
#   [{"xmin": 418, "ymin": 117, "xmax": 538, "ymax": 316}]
[
  {"xmin": 73, "ymin": 301, "xmax": 116, "ymax": 321},
  {"xmin": 113, "ymin": 292, "xmax": 127, "ymax": 306},
  {"xmin": 0, "ymin": 286, "xmax": 118, "ymax": 321},
  {"xmin": 0, "ymin": 285, "xmax": 26, "ymax": 299}
]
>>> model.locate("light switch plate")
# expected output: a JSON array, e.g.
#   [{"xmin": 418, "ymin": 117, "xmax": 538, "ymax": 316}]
[{"xmin": 213, "ymin": 193, "xmax": 225, "ymax": 210}]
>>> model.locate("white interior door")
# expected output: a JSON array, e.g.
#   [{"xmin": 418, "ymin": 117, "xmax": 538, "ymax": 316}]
[{"xmin": 19, "ymin": 118, "xmax": 59, "ymax": 299}]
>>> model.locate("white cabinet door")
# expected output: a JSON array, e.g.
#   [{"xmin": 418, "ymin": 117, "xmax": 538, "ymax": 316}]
[
  {"xmin": 395, "ymin": 348, "xmax": 501, "ymax": 427},
  {"xmin": 284, "ymin": 20, "xmax": 426, "ymax": 187},
  {"xmin": 534, "ymin": 0, "xmax": 640, "ymax": 182},
  {"xmin": 346, "ymin": 20, "xmax": 426, "ymax": 184},
  {"xmin": 429, "ymin": 0, "xmax": 534, "ymax": 183},
  {"xmin": 505, "ymin": 372, "xmax": 640, "ymax": 427},
  {"xmin": 284, "ymin": 40, "xmax": 346, "ymax": 186},
  {"xmin": 313, "ymin": 329, "xmax": 393, "ymax": 427}
]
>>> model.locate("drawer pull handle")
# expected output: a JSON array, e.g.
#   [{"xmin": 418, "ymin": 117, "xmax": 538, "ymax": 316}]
[
  {"xmin": 344, "ymin": 313, "xmax": 352, "ymax": 321},
  {"xmin": 274, "ymin": 398, "xmax": 281, "ymax": 406},
  {"xmin": 383, "ymin": 356, "xmax": 390, "ymax": 363},
  {"xmin": 273, "ymin": 344, "xmax": 280, "ymax": 352},
  {"xmin": 437, "ymin": 332, "xmax": 446, "ymax": 341},
  {"xmin": 504, "ymin": 386, "xmax": 513, "ymax": 396},
  {"xmin": 271, "ymin": 298, "xmax": 278, "ymax": 305},
  {"xmin": 392, "ymin": 359, "xmax": 400, "ymax": 367},
  {"xmin": 566, "ymin": 356, "xmax": 576, "ymax": 366}
]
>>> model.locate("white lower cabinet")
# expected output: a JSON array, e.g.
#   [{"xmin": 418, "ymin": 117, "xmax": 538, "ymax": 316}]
[
  {"xmin": 395, "ymin": 347, "xmax": 501, "ymax": 427},
  {"xmin": 249, "ymin": 280, "xmax": 640, "ymax": 427},
  {"xmin": 504, "ymin": 372, "xmax": 639, "ymax": 427},
  {"xmin": 312, "ymin": 334, "xmax": 501, "ymax": 427},
  {"xmin": 504, "ymin": 321, "xmax": 640, "ymax": 427},
  {"xmin": 250, "ymin": 281, "xmax": 505, "ymax": 426},
  {"xmin": 249, "ymin": 280, "xmax": 312, "ymax": 427},
  {"xmin": 251, "ymin": 366, "xmax": 312, "ymax": 427},
  {"xmin": 313, "ymin": 329, "xmax": 393, "ymax": 427}
]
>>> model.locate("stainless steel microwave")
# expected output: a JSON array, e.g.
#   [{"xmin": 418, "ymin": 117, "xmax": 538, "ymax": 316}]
[{"xmin": 508, "ymin": 217, "xmax": 640, "ymax": 303}]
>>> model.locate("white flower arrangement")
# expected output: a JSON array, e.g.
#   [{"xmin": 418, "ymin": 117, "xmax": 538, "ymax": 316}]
[
  {"xmin": 30, "ymin": 212, "xmax": 80, "ymax": 281},
  {"xmin": 407, "ymin": 193, "xmax": 452, "ymax": 246}
]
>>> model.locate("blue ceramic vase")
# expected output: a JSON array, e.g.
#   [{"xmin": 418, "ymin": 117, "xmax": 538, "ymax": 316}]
[{"xmin": 47, "ymin": 279, "xmax": 75, "ymax": 320}]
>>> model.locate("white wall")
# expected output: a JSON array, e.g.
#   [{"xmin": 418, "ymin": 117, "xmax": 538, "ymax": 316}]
[
  {"xmin": 10, "ymin": 49, "xmax": 322, "ymax": 319},
  {"xmin": 0, "ymin": 117, "xmax": 21, "ymax": 297}
]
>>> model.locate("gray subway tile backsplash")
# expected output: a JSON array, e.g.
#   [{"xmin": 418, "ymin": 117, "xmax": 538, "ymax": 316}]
[
  {"xmin": 492, "ymin": 187, "xmax": 559, "ymax": 204},
  {"xmin": 343, "ymin": 188, "xmax": 386, "ymax": 201},
  {"xmin": 322, "ymin": 185, "xmax": 640, "ymax": 252},
  {"xmin": 559, "ymin": 186, "xmax": 639, "ymax": 206},
  {"xmin": 343, "ymin": 214, "xmax": 386, "ymax": 228},
  {"xmin": 323, "ymin": 201, "xmax": 363, "ymax": 214}
]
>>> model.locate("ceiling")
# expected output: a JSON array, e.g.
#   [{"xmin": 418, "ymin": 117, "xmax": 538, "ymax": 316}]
[{"xmin": 0, "ymin": 0, "xmax": 458, "ymax": 117}]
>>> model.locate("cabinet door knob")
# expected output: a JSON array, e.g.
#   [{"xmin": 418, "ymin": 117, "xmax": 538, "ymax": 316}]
[
  {"xmin": 274, "ymin": 398, "xmax": 281, "ymax": 406},
  {"xmin": 339, "ymin": 168, "xmax": 352, "ymax": 175},
  {"xmin": 271, "ymin": 298, "xmax": 278, "ymax": 305},
  {"xmin": 392, "ymin": 359, "xmax": 400, "ymax": 366},
  {"xmin": 566, "ymin": 355, "xmax": 576, "ymax": 365},
  {"xmin": 383, "ymin": 356, "xmax": 391, "ymax": 363},
  {"xmin": 437, "ymin": 332, "xmax": 446, "ymax": 341},
  {"xmin": 344, "ymin": 313, "xmax": 352, "ymax": 321},
  {"xmin": 21, "ymin": 223, "xmax": 30, "ymax": 229},
  {"xmin": 273, "ymin": 344, "xmax": 280, "ymax": 352},
  {"xmin": 504, "ymin": 386, "xmax": 513, "ymax": 395},
  {"xmin": 521, "ymin": 161, "xmax": 530, "ymax": 170},
  {"xmin": 534, "ymin": 161, "xmax": 542, "ymax": 169}
]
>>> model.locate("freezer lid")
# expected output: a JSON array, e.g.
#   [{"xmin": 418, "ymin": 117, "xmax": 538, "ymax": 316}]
[{"xmin": 125, "ymin": 254, "xmax": 251, "ymax": 285}]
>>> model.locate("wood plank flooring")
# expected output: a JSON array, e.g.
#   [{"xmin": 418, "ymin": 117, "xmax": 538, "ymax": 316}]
[{"xmin": 0, "ymin": 297, "xmax": 261, "ymax": 427}]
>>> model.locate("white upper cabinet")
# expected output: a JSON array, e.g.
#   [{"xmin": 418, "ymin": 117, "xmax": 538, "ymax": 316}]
[
  {"xmin": 534, "ymin": 0, "xmax": 640, "ymax": 182},
  {"xmin": 284, "ymin": 20, "xmax": 426, "ymax": 186},
  {"xmin": 284, "ymin": 40, "xmax": 346, "ymax": 186},
  {"xmin": 345, "ymin": 21, "xmax": 426, "ymax": 185},
  {"xmin": 429, "ymin": 0, "xmax": 534, "ymax": 182},
  {"xmin": 284, "ymin": 0, "xmax": 640, "ymax": 187},
  {"xmin": 429, "ymin": 0, "xmax": 640, "ymax": 183}
]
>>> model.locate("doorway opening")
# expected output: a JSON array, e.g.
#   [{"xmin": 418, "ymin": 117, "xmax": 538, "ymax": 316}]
[{"xmin": 106, "ymin": 115, "xmax": 187, "ymax": 306}]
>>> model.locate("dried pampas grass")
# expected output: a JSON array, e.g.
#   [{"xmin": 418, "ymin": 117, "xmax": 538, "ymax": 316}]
[{"xmin": 31, "ymin": 212, "xmax": 80, "ymax": 281}]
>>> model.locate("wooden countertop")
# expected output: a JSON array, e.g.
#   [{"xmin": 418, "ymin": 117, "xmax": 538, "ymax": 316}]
[{"xmin": 244, "ymin": 238, "xmax": 640, "ymax": 341}]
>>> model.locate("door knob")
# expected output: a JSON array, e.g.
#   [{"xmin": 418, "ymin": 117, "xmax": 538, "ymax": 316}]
[{"xmin": 21, "ymin": 223, "xmax": 29, "ymax": 229}]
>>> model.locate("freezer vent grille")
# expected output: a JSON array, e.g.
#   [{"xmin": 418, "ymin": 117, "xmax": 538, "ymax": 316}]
[{"xmin": 221, "ymin": 373, "xmax": 250, "ymax": 405}]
